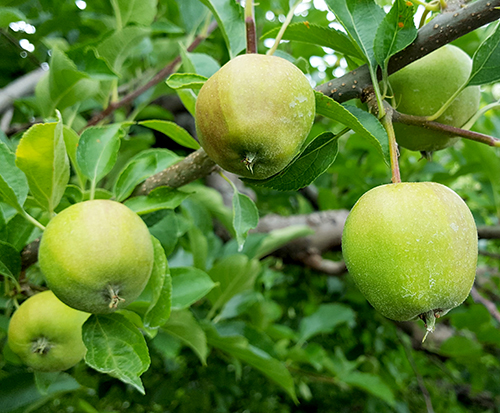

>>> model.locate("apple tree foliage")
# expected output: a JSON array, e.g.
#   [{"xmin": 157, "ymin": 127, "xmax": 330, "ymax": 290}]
[{"xmin": 1, "ymin": 0, "xmax": 500, "ymax": 411}]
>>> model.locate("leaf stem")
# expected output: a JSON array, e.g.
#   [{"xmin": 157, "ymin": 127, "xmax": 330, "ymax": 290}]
[
  {"xmin": 462, "ymin": 99, "xmax": 500, "ymax": 130},
  {"xmin": 245, "ymin": 0, "xmax": 257, "ymax": 53},
  {"xmin": 21, "ymin": 210, "xmax": 46, "ymax": 231},
  {"xmin": 110, "ymin": 0, "xmax": 123, "ymax": 30},
  {"xmin": 267, "ymin": 0, "xmax": 302, "ymax": 56},
  {"xmin": 424, "ymin": 82, "xmax": 466, "ymax": 121}
]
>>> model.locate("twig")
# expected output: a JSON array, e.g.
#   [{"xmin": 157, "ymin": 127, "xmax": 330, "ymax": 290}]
[
  {"xmin": 86, "ymin": 20, "xmax": 218, "ymax": 127},
  {"xmin": 392, "ymin": 111, "xmax": 500, "ymax": 147},
  {"xmin": 397, "ymin": 329, "xmax": 435, "ymax": 413},
  {"xmin": 470, "ymin": 285, "xmax": 500, "ymax": 323}
]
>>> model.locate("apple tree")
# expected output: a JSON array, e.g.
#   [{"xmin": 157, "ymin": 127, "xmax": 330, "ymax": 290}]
[{"xmin": 1, "ymin": 0, "xmax": 500, "ymax": 411}]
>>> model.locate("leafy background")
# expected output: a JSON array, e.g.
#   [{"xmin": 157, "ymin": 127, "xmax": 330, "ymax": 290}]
[{"xmin": 0, "ymin": 0, "xmax": 500, "ymax": 412}]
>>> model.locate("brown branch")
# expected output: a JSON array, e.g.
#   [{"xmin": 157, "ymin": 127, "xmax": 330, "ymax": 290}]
[
  {"xmin": 315, "ymin": 0, "xmax": 500, "ymax": 102},
  {"xmin": 470, "ymin": 285, "xmax": 500, "ymax": 323},
  {"xmin": 392, "ymin": 111, "xmax": 500, "ymax": 147},
  {"xmin": 86, "ymin": 20, "xmax": 218, "ymax": 127},
  {"xmin": 478, "ymin": 226, "xmax": 500, "ymax": 239},
  {"xmin": 133, "ymin": 148, "xmax": 219, "ymax": 196}
]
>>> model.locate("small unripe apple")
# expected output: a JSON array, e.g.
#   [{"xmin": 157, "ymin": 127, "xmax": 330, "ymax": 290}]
[
  {"xmin": 8, "ymin": 290, "xmax": 90, "ymax": 372},
  {"xmin": 195, "ymin": 54, "xmax": 315, "ymax": 179},
  {"xmin": 342, "ymin": 182, "xmax": 477, "ymax": 336},
  {"xmin": 39, "ymin": 200, "xmax": 154, "ymax": 314},
  {"xmin": 389, "ymin": 45, "xmax": 480, "ymax": 152}
]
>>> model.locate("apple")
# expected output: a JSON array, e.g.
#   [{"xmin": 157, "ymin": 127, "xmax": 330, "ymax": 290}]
[
  {"xmin": 389, "ymin": 45, "xmax": 480, "ymax": 152},
  {"xmin": 7, "ymin": 290, "xmax": 90, "ymax": 372},
  {"xmin": 39, "ymin": 200, "xmax": 154, "ymax": 314},
  {"xmin": 195, "ymin": 53, "xmax": 316, "ymax": 179},
  {"xmin": 341, "ymin": 182, "xmax": 477, "ymax": 336}
]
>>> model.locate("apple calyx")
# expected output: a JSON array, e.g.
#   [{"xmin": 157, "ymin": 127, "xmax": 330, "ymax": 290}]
[
  {"xmin": 243, "ymin": 153, "xmax": 257, "ymax": 174},
  {"xmin": 420, "ymin": 309, "xmax": 445, "ymax": 343},
  {"xmin": 32, "ymin": 336, "xmax": 52, "ymax": 355},
  {"xmin": 108, "ymin": 285, "xmax": 126, "ymax": 309}
]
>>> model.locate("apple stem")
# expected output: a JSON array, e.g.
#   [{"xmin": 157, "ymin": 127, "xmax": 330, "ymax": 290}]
[
  {"xmin": 108, "ymin": 286, "xmax": 125, "ymax": 309},
  {"xmin": 381, "ymin": 110, "xmax": 402, "ymax": 184},
  {"xmin": 420, "ymin": 310, "xmax": 437, "ymax": 343},
  {"xmin": 32, "ymin": 336, "xmax": 51, "ymax": 355},
  {"xmin": 267, "ymin": 0, "xmax": 302, "ymax": 56},
  {"xmin": 245, "ymin": 0, "xmax": 257, "ymax": 54}
]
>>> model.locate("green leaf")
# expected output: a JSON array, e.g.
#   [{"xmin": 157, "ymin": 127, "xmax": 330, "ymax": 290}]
[
  {"xmin": 176, "ymin": 89, "xmax": 197, "ymax": 117},
  {"xmin": 243, "ymin": 131, "xmax": 340, "ymax": 191},
  {"xmin": 0, "ymin": 240, "xmax": 21, "ymax": 282},
  {"xmin": 439, "ymin": 336, "xmax": 483, "ymax": 358},
  {"xmin": 97, "ymin": 26, "xmax": 150, "ymax": 72},
  {"xmin": 62, "ymin": 126, "xmax": 87, "ymax": 188},
  {"xmin": 324, "ymin": 0, "xmax": 385, "ymax": 66},
  {"xmin": 67, "ymin": 47, "xmax": 120, "ymax": 81},
  {"xmin": 315, "ymin": 92, "xmax": 389, "ymax": 164},
  {"xmin": 206, "ymin": 254, "xmax": 261, "ymax": 318},
  {"xmin": 114, "ymin": 149, "xmax": 181, "ymax": 202},
  {"xmin": 185, "ymin": 52, "xmax": 221, "ymax": 78},
  {"xmin": 232, "ymin": 188, "xmax": 259, "ymax": 251},
  {"xmin": 0, "ymin": 372, "xmax": 80, "ymax": 413},
  {"xmin": 139, "ymin": 120, "xmax": 200, "ymax": 150},
  {"xmin": 4, "ymin": 213, "xmax": 39, "ymax": 251},
  {"xmin": 33, "ymin": 371, "xmax": 61, "ymax": 396},
  {"xmin": 374, "ymin": 0, "xmax": 417, "ymax": 69},
  {"xmin": 163, "ymin": 309, "xmax": 208, "ymax": 365},
  {"xmin": 15, "ymin": 119, "xmax": 70, "ymax": 214},
  {"xmin": 298, "ymin": 303, "xmax": 356, "ymax": 344},
  {"xmin": 468, "ymin": 22, "xmax": 500, "ymax": 86},
  {"xmin": 124, "ymin": 187, "xmax": 191, "ymax": 215},
  {"xmin": 143, "ymin": 237, "xmax": 172, "ymax": 329},
  {"xmin": 198, "ymin": 0, "xmax": 246, "ymax": 58},
  {"xmin": 204, "ymin": 322, "xmax": 297, "ymax": 402},
  {"xmin": 170, "ymin": 266, "xmax": 216, "ymax": 310},
  {"xmin": 166, "ymin": 73, "xmax": 208, "ymax": 90},
  {"xmin": 0, "ymin": 141, "xmax": 29, "ymax": 213},
  {"xmin": 114, "ymin": 0, "xmax": 157, "ymax": 27},
  {"xmin": 341, "ymin": 371, "xmax": 395, "ymax": 406},
  {"xmin": 0, "ymin": 7, "xmax": 26, "ymax": 28},
  {"xmin": 261, "ymin": 22, "xmax": 363, "ymax": 61},
  {"xmin": 76, "ymin": 123, "xmax": 124, "ymax": 188},
  {"xmin": 83, "ymin": 313, "xmax": 151, "ymax": 394},
  {"xmin": 35, "ymin": 48, "xmax": 99, "ymax": 117}
]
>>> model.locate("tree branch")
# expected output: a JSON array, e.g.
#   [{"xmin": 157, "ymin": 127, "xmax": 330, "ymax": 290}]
[
  {"xmin": 86, "ymin": 20, "xmax": 218, "ymax": 128},
  {"xmin": 392, "ymin": 111, "xmax": 500, "ymax": 147},
  {"xmin": 133, "ymin": 148, "xmax": 219, "ymax": 196},
  {"xmin": 315, "ymin": 0, "xmax": 500, "ymax": 102}
]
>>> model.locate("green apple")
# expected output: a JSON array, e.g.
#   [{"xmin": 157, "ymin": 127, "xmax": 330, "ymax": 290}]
[
  {"xmin": 389, "ymin": 45, "xmax": 480, "ymax": 152},
  {"xmin": 342, "ymin": 182, "xmax": 477, "ymax": 336},
  {"xmin": 39, "ymin": 200, "xmax": 154, "ymax": 314},
  {"xmin": 195, "ymin": 53, "xmax": 315, "ymax": 179},
  {"xmin": 8, "ymin": 290, "xmax": 90, "ymax": 372}
]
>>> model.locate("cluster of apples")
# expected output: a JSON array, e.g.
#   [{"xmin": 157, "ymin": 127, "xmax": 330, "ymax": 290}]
[
  {"xmin": 8, "ymin": 44, "xmax": 480, "ymax": 373},
  {"xmin": 195, "ymin": 48, "xmax": 479, "ymax": 336},
  {"xmin": 8, "ymin": 200, "xmax": 154, "ymax": 371}
]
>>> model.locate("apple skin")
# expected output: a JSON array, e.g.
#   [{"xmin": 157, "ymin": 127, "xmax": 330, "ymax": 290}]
[
  {"xmin": 342, "ymin": 182, "xmax": 477, "ymax": 323},
  {"xmin": 195, "ymin": 54, "xmax": 315, "ymax": 179},
  {"xmin": 8, "ymin": 290, "xmax": 90, "ymax": 372},
  {"xmin": 389, "ymin": 45, "xmax": 480, "ymax": 152},
  {"xmin": 39, "ymin": 200, "xmax": 154, "ymax": 314}
]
